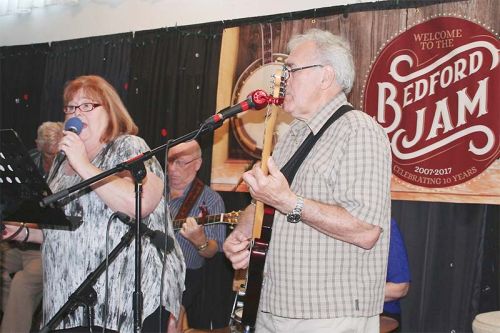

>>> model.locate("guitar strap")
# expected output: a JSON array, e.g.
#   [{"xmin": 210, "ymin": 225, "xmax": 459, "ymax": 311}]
[
  {"xmin": 174, "ymin": 177, "xmax": 205, "ymax": 220},
  {"xmin": 280, "ymin": 104, "xmax": 354, "ymax": 184}
]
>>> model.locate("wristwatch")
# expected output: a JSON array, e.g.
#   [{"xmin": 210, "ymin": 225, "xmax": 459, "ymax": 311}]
[{"xmin": 286, "ymin": 195, "xmax": 304, "ymax": 223}]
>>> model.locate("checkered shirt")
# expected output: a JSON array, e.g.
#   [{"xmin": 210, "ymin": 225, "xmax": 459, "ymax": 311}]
[{"xmin": 259, "ymin": 93, "xmax": 392, "ymax": 318}]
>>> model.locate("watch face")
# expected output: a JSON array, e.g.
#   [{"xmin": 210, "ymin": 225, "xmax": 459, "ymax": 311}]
[{"xmin": 286, "ymin": 213, "xmax": 301, "ymax": 223}]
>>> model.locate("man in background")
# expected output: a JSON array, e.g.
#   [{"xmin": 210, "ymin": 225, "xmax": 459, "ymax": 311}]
[
  {"xmin": 166, "ymin": 140, "xmax": 229, "ymax": 332},
  {"xmin": 1, "ymin": 121, "xmax": 63, "ymax": 333}
]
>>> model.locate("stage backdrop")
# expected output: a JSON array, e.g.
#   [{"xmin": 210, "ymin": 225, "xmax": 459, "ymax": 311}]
[{"xmin": 210, "ymin": 0, "xmax": 499, "ymax": 205}]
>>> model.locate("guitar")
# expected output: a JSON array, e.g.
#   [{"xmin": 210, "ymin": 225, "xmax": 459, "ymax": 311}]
[
  {"xmin": 172, "ymin": 211, "xmax": 240, "ymax": 231},
  {"xmin": 237, "ymin": 68, "xmax": 285, "ymax": 333}
]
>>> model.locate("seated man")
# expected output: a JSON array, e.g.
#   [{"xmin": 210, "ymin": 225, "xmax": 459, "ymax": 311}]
[
  {"xmin": 1, "ymin": 121, "xmax": 63, "ymax": 333},
  {"xmin": 381, "ymin": 218, "xmax": 411, "ymax": 332}
]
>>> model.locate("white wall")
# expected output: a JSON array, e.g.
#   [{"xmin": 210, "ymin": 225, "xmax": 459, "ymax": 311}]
[{"xmin": 0, "ymin": 0, "xmax": 378, "ymax": 46}]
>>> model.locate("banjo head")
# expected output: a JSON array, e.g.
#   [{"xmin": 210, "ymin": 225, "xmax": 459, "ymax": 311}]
[{"xmin": 230, "ymin": 54, "xmax": 293, "ymax": 159}]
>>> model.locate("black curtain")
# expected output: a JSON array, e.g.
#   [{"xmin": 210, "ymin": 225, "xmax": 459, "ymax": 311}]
[
  {"xmin": 392, "ymin": 201, "xmax": 498, "ymax": 332},
  {"xmin": 0, "ymin": 44, "xmax": 49, "ymax": 149},
  {"xmin": 478, "ymin": 205, "xmax": 500, "ymax": 313},
  {"xmin": 127, "ymin": 25, "xmax": 234, "ymax": 328},
  {"xmin": 41, "ymin": 33, "xmax": 132, "ymax": 123},
  {"xmin": 127, "ymin": 25, "xmax": 223, "ymax": 182}
]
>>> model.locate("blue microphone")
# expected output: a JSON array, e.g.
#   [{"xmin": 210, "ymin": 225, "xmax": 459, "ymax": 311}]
[
  {"xmin": 46, "ymin": 117, "xmax": 83, "ymax": 185},
  {"xmin": 59, "ymin": 117, "xmax": 83, "ymax": 158},
  {"xmin": 64, "ymin": 117, "xmax": 83, "ymax": 135}
]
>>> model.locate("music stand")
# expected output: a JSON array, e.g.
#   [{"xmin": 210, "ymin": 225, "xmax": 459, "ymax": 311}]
[{"xmin": 0, "ymin": 129, "xmax": 78, "ymax": 228}]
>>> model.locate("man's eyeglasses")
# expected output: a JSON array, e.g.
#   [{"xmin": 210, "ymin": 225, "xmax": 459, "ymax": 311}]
[
  {"xmin": 283, "ymin": 64, "xmax": 323, "ymax": 81},
  {"xmin": 167, "ymin": 157, "xmax": 200, "ymax": 168},
  {"xmin": 63, "ymin": 103, "xmax": 101, "ymax": 114}
]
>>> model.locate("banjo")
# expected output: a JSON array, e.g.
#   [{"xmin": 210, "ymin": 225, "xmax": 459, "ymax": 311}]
[{"xmin": 230, "ymin": 23, "xmax": 293, "ymax": 159}]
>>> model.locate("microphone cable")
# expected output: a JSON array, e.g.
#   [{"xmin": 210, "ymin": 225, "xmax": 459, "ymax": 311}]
[
  {"xmin": 102, "ymin": 212, "xmax": 120, "ymax": 333},
  {"xmin": 158, "ymin": 143, "xmax": 173, "ymax": 333}
]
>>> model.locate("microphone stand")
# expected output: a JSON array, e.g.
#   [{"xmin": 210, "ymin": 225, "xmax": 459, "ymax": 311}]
[
  {"xmin": 39, "ymin": 121, "xmax": 222, "ymax": 332},
  {"xmin": 39, "ymin": 227, "xmax": 136, "ymax": 333}
]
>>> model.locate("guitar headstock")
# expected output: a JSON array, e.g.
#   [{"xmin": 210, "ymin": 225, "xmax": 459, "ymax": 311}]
[
  {"xmin": 269, "ymin": 67, "xmax": 286, "ymax": 103},
  {"xmin": 224, "ymin": 211, "xmax": 240, "ymax": 225}
]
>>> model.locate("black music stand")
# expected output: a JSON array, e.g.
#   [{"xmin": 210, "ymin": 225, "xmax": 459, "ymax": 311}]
[{"xmin": 0, "ymin": 129, "xmax": 78, "ymax": 228}]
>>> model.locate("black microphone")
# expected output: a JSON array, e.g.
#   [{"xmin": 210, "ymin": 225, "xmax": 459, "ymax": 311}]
[
  {"xmin": 203, "ymin": 89, "xmax": 270, "ymax": 126},
  {"xmin": 114, "ymin": 212, "xmax": 174, "ymax": 254}
]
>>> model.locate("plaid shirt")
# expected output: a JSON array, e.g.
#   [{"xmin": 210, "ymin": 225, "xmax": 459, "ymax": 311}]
[{"xmin": 260, "ymin": 93, "xmax": 392, "ymax": 318}]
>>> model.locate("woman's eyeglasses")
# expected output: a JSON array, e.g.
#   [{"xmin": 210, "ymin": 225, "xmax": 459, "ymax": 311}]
[{"xmin": 63, "ymin": 103, "xmax": 101, "ymax": 114}]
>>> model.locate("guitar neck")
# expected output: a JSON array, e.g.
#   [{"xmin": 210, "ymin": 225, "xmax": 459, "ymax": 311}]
[
  {"xmin": 172, "ymin": 212, "xmax": 238, "ymax": 230},
  {"xmin": 252, "ymin": 69, "xmax": 283, "ymax": 239}
]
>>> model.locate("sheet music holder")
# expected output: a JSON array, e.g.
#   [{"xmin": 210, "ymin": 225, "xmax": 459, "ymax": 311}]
[{"xmin": 0, "ymin": 129, "xmax": 78, "ymax": 228}]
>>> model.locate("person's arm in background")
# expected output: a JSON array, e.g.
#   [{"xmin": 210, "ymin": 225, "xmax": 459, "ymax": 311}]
[
  {"xmin": 385, "ymin": 282, "xmax": 410, "ymax": 302},
  {"xmin": 1, "ymin": 222, "xmax": 43, "ymax": 244},
  {"xmin": 385, "ymin": 218, "xmax": 411, "ymax": 301}
]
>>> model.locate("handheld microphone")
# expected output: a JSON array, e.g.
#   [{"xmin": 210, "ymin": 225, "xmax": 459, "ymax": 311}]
[
  {"xmin": 203, "ymin": 89, "xmax": 270, "ymax": 126},
  {"xmin": 65, "ymin": 117, "xmax": 84, "ymax": 134},
  {"xmin": 45, "ymin": 117, "xmax": 84, "ymax": 186},
  {"xmin": 114, "ymin": 212, "xmax": 174, "ymax": 254},
  {"xmin": 54, "ymin": 117, "xmax": 83, "ymax": 162}
]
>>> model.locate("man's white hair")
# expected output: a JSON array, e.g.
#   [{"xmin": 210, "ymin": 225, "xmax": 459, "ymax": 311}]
[{"xmin": 288, "ymin": 29, "xmax": 355, "ymax": 94}]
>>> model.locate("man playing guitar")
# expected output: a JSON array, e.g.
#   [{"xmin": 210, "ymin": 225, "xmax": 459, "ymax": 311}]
[
  {"xmin": 224, "ymin": 29, "xmax": 392, "ymax": 333},
  {"xmin": 166, "ymin": 140, "xmax": 228, "ymax": 332}
]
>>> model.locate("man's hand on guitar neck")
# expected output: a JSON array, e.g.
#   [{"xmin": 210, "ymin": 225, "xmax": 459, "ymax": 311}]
[
  {"xmin": 243, "ymin": 157, "xmax": 296, "ymax": 215},
  {"xmin": 180, "ymin": 217, "xmax": 218, "ymax": 259}
]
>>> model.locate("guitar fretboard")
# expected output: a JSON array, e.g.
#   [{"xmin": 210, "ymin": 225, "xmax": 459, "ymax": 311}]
[{"xmin": 172, "ymin": 212, "xmax": 239, "ymax": 230}]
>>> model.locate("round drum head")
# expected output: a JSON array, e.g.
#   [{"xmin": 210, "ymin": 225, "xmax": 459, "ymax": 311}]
[{"xmin": 231, "ymin": 55, "xmax": 293, "ymax": 159}]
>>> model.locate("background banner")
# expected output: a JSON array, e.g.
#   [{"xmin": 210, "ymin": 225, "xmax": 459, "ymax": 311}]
[{"xmin": 211, "ymin": 1, "xmax": 499, "ymax": 204}]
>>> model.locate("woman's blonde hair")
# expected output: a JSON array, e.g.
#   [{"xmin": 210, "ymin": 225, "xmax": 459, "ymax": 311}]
[
  {"xmin": 35, "ymin": 121, "xmax": 64, "ymax": 151},
  {"xmin": 63, "ymin": 75, "xmax": 138, "ymax": 143}
]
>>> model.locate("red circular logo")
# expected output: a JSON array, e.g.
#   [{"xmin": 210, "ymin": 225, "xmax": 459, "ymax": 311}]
[{"xmin": 363, "ymin": 16, "xmax": 499, "ymax": 188}]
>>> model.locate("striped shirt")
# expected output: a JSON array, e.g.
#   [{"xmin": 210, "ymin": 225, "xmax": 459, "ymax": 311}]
[
  {"xmin": 260, "ymin": 93, "xmax": 392, "ymax": 318},
  {"xmin": 169, "ymin": 182, "xmax": 226, "ymax": 269}
]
